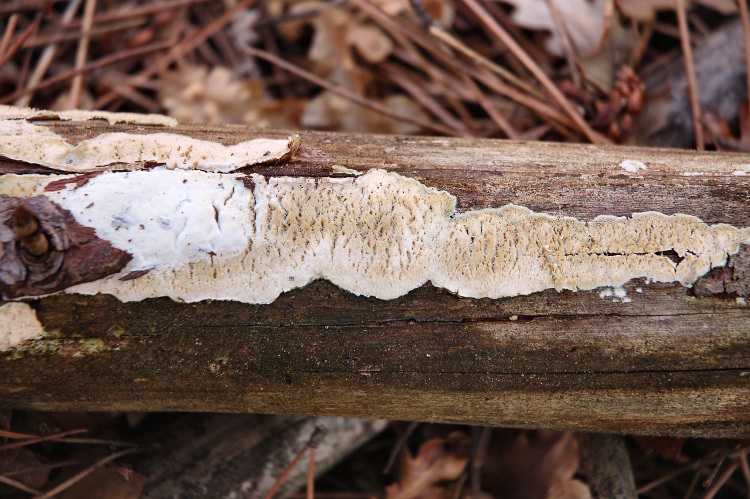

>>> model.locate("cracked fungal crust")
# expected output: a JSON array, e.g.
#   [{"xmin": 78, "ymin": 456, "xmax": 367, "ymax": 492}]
[
  {"xmin": 0, "ymin": 119, "xmax": 300, "ymax": 173},
  {"xmin": 9, "ymin": 168, "xmax": 743, "ymax": 304}
]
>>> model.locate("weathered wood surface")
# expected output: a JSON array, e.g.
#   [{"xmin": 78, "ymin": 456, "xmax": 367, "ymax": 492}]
[{"xmin": 1, "ymin": 119, "xmax": 749, "ymax": 438}]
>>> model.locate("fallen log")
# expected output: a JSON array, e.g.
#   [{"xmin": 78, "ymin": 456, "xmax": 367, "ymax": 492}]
[{"xmin": 0, "ymin": 108, "xmax": 748, "ymax": 438}]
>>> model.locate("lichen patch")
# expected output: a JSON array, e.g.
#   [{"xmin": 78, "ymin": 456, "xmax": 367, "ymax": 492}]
[
  {"xmin": 0, "ymin": 302, "xmax": 45, "ymax": 351},
  {"xmin": 0, "ymin": 119, "xmax": 300, "ymax": 173},
  {"xmin": 22, "ymin": 169, "xmax": 745, "ymax": 304}
]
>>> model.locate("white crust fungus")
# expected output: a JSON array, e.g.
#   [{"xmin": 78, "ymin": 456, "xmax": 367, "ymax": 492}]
[
  {"xmin": 0, "ymin": 302, "xmax": 45, "ymax": 351},
  {"xmin": 0, "ymin": 173, "xmax": 72, "ymax": 197},
  {"xmin": 5, "ymin": 168, "xmax": 741, "ymax": 304},
  {"xmin": 0, "ymin": 104, "xmax": 178, "ymax": 126},
  {"xmin": 0, "ymin": 120, "xmax": 300, "ymax": 173}
]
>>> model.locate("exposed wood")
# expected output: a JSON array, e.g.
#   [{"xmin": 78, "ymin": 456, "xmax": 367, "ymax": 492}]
[{"xmin": 1, "ymin": 118, "xmax": 749, "ymax": 438}]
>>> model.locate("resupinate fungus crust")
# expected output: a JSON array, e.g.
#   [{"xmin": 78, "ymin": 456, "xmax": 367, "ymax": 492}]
[{"xmin": 0, "ymin": 106, "xmax": 748, "ymax": 312}]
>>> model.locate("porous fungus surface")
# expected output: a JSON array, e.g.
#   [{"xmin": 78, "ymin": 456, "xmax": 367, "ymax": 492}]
[{"xmin": 25, "ymin": 169, "xmax": 748, "ymax": 304}]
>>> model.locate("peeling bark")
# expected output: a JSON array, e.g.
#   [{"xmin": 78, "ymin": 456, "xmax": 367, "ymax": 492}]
[
  {"xmin": 0, "ymin": 194, "xmax": 131, "ymax": 298},
  {"xmin": 694, "ymin": 244, "xmax": 750, "ymax": 297}
]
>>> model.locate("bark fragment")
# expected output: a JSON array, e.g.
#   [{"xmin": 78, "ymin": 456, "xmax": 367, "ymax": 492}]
[
  {"xmin": 693, "ymin": 244, "xmax": 750, "ymax": 297},
  {"xmin": 0, "ymin": 194, "xmax": 131, "ymax": 299}
]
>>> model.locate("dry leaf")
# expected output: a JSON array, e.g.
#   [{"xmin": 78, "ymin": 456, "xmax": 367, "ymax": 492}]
[
  {"xmin": 481, "ymin": 430, "xmax": 580, "ymax": 499},
  {"xmin": 632, "ymin": 436, "xmax": 686, "ymax": 459},
  {"xmin": 617, "ymin": 0, "xmax": 737, "ymax": 21},
  {"xmin": 374, "ymin": 0, "xmax": 454, "ymax": 25},
  {"xmin": 0, "ymin": 448, "xmax": 49, "ymax": 490},
  {"xmin": 546, "ymin": 478, "xmax": 592, "ymax": 499},
  {"xmin": 301, "ymin": 91, "xmax": 429, "ymax": 133},
  {"xmin": 500, "ymin": 0, "xmax": 607, "ymax": 57},
  {"xmin": 386, "ymin": 431, "xmax": 470, "ymax": 499},
  {"xmin": 159, "ymin": 65, "xmax": 251, "ymax": 125},
  {"xmin": 348, "ymin": 23, "xmax": 394, "ymax": 64},
  {"xmin": 57, "ymin": 466, "xmax": 147, "ymax": 499}
]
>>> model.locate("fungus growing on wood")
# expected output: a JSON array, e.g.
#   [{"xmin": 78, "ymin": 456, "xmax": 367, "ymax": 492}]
[
  {"xmin": 0, "ymin": 169, "xmax": 743, "ymax": 304},
  {"xmin": 0, "ymin": 119, "xmax": 300, "ymax": 173}
]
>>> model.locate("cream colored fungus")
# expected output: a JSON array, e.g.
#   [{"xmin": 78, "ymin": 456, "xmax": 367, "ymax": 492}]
[
  {"xmin": 12, "ymin": 168, "xmax": 743, "ymax": 304},
  {"xmin": 0, "ymin": 302, "xmax": 46, "ymax": 351},
  {"xmin": 0, "ymin": 114, "xmax": 299, "ymax": 173}
]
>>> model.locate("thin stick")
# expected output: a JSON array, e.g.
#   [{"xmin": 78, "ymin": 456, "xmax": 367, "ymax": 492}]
[
  {"xmin": 0, "ymin": 1, "xmax": 66, "ymax": 15},
  {"xmin": 261, "ymin": 447, "xmax": 309, "ymax": 499},
  {"xmin": 0, "ymin": 428, "xmax": 87, "ymax": 451},
  {"xmin": 738, "ymin": 447, "xmax": 750, "ymax": 493},
  {"xmin": 0, "ymin": 13, "xmax": 19, "ymax": 61},
  {"xmin": 100, "ymin": 73, "xmax": 163, "ymax": 113},
  {"xmin": 390, "ymin": 47, "xmax": 481, "ymax": 131},
  {"xmin": 460, "ymin": 71, "xmax": 521, "ymax": 139},
  {"xmin": 636, "ymin": 459, "xmax": 702, "ymax": 494},
  {"xmin": 352, "ymin": 0, "xmax": 572, "ymax": 136},
  {"xmin": 704, "ymin": 449, "xmax": 728, "ymax": 487},
  {"xmin": 95, "ymin": 0, "xmax": 259, "ymax": 109},
  {"xmin": 67, "ymin": 0, "xmax": 97, "ymax": 109},
  {"xmin": 57, "ymin": 437, "xmax": 139, "ymax": 447},
  {"xmin": 194, "ymin": 3, "xmax": 240, "ymax": 67},
  {"xmin": 675, "ymin": 0, "xmax": 704, "ymax": 150},
  {"xmin": 702, "ymin": 462, "xmax": 739, "ymax": 499},
  {"xmin": 383, "ymin": 421, "xmax": 419, "ymax": 474},
  {"xmin": 384, "ymin": 63, "xmax": 474, "ymax": 137},
  {"xmin": 348, "ymin": 0, "xmax": 539, "ymax": 107},
  {"xmin": 16, "ymin": 0, "xmax": 83, "ymax": 108},
  {"xmin": 261, "ymin": 426, "xmax": 328, "ymax": 499},
  {"xmin": 0, "ymin": 6, "xmax": 45, "ymax": 68},
  {"xmin": 470, "ymin": 427, "xmax": 492, "ymax": 499},
  {"xmin": 58, "ymin": 0, "xmax": 210, "ymax": 30},
  {"xmin": 544, "ymin": 0, "xmax": 581, "ymax": 86},
  {"xmin": 738, "ymin": 0, "xmax": 750, "ymax": 130},
  {"xmin": 245, "ymin": 46, "xmax": 458, "ymax": 136},
  {"xmin": 1, "ymin": 458, "xmax": 86, "ymax": 478},
  {"xmin": 683, "ymin": 458, "xmax": 707, "ymax": 499},
  {"xmin": 425, "ymin": 24, "xmax": 543, "ymax": 100},
  {"xmin": 460, "ymin": 0, "xmax": 610, "ymax": 144},
  {"xmin": 470, "ymin": 66, "xmax": 578, "ymax": 136},
  {"xmin": 0, "ymin": 474, "xmax": 42, "ymax": 495},
  {"xmin": 350, "ymin": 0, "xmax": 543, "ymax": 104},
  {"xmin": 477, "ymin": 0, "xmax": 550, "ymax": 72},
  {"xmin": 1, "ymin": 40, "xmax": 172, "ymax": 104},
  {"xmin": 0, "ymin": 428, "xmax": 39, "ymax": 439},
  {"xmin": 24, "ymin": 16, "xmax": 142, "ymax": 48},
  {"xmin": 306, "ymin": 447, "xmax": 316, "ymax": 499},
  {"xmin": 631, "ymin": 21, "xmax": 655, "ymax": 67},
  {"xmin": 37, "ymin": 448, "xmax": 137, "ymax": 499}
]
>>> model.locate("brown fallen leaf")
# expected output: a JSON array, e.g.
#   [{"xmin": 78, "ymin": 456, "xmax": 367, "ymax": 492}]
[
  {"xmin": 546, "ymin": 478, "xmax": 592, "ymax": 499},
  {"xmin": 481, "ymin": 430, "xmax": 580, "ymax": 499},
  {"xmin": 0, "ymin": 448, "xmax": 49, "ymax": 491},
  {"xmin": 57, "ymin": 466, "xmax": 147, "ymax": 499},
  {"xmin": 632, "ymin": 436, "xmax": 686, "ymax": 460},
  {"xmin": 386, "ymin": 431, "xmax": 470, "ymax": 499}
]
